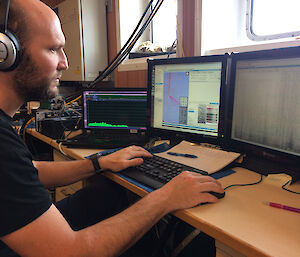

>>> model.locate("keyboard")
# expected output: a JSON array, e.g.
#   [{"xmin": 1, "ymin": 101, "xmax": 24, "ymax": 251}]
[{"xmin": 121, "ymin": 155, "xmax": 208, "ymax": 190}]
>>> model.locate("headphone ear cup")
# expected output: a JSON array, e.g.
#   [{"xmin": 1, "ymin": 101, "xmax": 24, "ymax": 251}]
[{"xmin": 0, "ymin": 29, "xmax": 22, "ymax": 71}]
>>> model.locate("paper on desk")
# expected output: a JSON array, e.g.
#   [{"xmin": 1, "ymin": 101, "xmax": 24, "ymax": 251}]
[{"xmin": 155, "ymin": 141, "xmax": 241, "ymax": 174}]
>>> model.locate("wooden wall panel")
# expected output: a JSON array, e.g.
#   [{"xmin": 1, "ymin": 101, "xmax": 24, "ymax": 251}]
[
  {"xmin": 107, "ymin": 0, "xmax": 118, "ymax": 65},
  {"xmin": 115, "ymin": 70, "xmax": 147, "ymax": 88},
  {"xmin": 114, "ymin": 70, "xmax": 147, "ymax": 88},
  {"xmin": 182, "ymin": 0, "xmax": 195, "ymax": 57}
]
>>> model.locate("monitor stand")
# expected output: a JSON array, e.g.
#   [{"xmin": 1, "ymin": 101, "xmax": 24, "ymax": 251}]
[
  {"xmin": 169, "ymin": 138, "xmax": 183, "ymax": 148},
  {"xmin": 241, "ymin": 155, "xmax": 300, "ymax": 183}
]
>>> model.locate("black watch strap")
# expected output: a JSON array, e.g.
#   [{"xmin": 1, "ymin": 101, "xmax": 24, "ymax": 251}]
[{"xmin": 90, "ymin": 154, "xmax": 102, "ymax": 174}]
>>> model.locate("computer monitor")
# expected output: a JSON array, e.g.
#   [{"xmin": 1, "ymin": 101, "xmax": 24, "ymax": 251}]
[
  {"xmin": 227, "ymin": 47, "xmax": 300, "ymax": 181},
  {"xmin": 82, "ymin": 88, "xmax": 147, "ymax": 134},
  {"xmin": 147, "ymin": 55, "xmax": 228, "ymax": 144}
]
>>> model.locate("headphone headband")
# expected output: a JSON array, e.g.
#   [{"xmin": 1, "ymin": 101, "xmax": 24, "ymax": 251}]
[{"xmin": 0, "ymin": 0, "xmax": 10, "ymax": 33}]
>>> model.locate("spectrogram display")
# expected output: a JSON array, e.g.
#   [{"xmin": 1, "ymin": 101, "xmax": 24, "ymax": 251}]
[{"xmin": 232, "ymin": 59, "xmax": 300, "ymax": 155}]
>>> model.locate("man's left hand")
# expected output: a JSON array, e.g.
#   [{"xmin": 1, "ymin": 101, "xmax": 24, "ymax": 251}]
[{"xmin": 99, "ymin": 146, "xmax": 152, "ymax": 172}]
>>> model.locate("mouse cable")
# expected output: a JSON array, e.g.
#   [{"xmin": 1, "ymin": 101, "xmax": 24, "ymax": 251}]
[
  {"xmin": 281, "ymin": 179, "xmax": 300, "ymax": 194},
  {"xmin": 223, "ymin": 174, "xmax": 264, "ymax": 191}
]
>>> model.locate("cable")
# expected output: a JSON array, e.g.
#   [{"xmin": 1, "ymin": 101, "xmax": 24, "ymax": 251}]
[
  {"xmin": 151, "ymin": 217, "xmax": 179, "ymax": 257},
  {"xmin": 89, "ymin": 0, "xmax": 157, "ymax": 86},
  {"xmin": 65, "ymin": 95, "xmax": 82, "ymax": 106},
  {"xmin": 60, "ymin": 127, "xmax": 68, "ymax": 140},
  {"xmin": 89, "ymin": 0, "xmax": 165, "ymax": 87},
  {"xmin": 22, "ymin": 117, "xmax": 35, "ymax": 142},
  {"xmin": 60, "ymin": 114, "xmax": 82, "ymax": 140},
  {"xmin": 167, "ymin": 39, "xmax": 177, "ymax": 58},
  {"xmin": 282, "ymin": 179, "xmax": 300, "ymax": 194},
  {"xmin": 65, "ymin": 91, "xmax": 83, "ymax": 101},
  {"xmin": 47, "ymin": 98, "xmax": 82, "ymax": 140},
  {"xmin": 103, "ymin": 0, "xmax": 164, "ymax": 76},
  {"xmin": 58, "ymin": 110, "xmax": 82, "ymax": 138},
  {"xmin": 224, "ymin": 174, "xmax": 264, "ymax": 190},
  {"xmin": 170, "ymin": 229, "xmax": 201, "ymax": 257},
  {"xmin": 93, "ymin": 0, "xmax": 155, "ymax": 82},
  {"xmin": 58, "ymin": 142, "xmax": 67, "ymax": 156}
]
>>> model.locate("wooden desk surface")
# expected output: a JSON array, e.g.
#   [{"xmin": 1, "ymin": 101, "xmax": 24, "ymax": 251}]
[{"xmin": 26, "ymin": 129, "xmax": 300, "ymax": 257}]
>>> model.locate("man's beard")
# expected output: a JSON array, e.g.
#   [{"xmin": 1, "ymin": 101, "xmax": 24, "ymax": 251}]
[{"xmin": 12, "ymin": 52, "xmax": 60, "ymax": 102}]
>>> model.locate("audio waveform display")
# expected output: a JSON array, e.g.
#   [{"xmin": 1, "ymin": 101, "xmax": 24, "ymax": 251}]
[{"xmin": 88, "ymin": 122, "xmax": 129, "ymax": 128}]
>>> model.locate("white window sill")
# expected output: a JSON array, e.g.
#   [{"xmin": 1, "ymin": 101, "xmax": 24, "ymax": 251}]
[
  {"xmin": 117, "ymin": 53, "xmax": 177, "ymax": 72},
  {"xmin": 204, "ymin": 38, "xmax": 300, "ymax": 55}
]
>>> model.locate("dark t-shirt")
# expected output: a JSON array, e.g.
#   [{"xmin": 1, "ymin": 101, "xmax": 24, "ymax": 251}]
[{"xmin": 0, "ymin": 110, "xmax": 52, "ymax": 255}]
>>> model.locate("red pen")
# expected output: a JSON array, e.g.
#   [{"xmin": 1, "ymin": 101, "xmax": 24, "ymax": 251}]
[{"xmin": 264, "ymin": 201, "xmax": 300, "ymax": 214}]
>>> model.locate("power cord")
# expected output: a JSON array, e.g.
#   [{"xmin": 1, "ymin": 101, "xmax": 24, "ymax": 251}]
[
  {"xmin": 21, "ymin": 117, "xmax": 35, "ymax": 142},
  {"xmin": 170, "ymin": 229, "xmax": 201, "ymax": 257},
  {"xmin": 281, "ymin": 179, "xmax": 300, "ymax": 194},
  {"xmin": 223, "ymin": 174, "xmax": 299, "ymax": 194},
  {"xmin": 224, "ymin": 174, "xmax": 264, "ymax": 191},
  {"xmin": 58, "ymin": 142, "xmax": 67, "ymax": 156},
  {"xmin": 151, "ymin": 216, "xmax": 179, "ymax": 257}
]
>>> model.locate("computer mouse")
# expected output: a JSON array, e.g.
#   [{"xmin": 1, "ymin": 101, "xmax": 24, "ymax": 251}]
[{"xmin": 208, "ymin": 191, "xmax": 225, "ymax": 199}]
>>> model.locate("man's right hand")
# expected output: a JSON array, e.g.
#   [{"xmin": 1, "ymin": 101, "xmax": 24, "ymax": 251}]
[{"xmin": 157, "ymin": 171, "xmax": 224, "ymax": 212}]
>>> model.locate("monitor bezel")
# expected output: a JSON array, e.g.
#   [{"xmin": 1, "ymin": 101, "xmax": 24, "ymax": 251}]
[
  {"xmin": 82, "ymin": 88, "xmax": 148, "ymax": 133},
  {"xmin": 147, "ymin": 54, "xmax": 228, "ymax": 145},
  {"xmin": 226, "ymin": 46, "xmax": 300, "ymax": 175}
]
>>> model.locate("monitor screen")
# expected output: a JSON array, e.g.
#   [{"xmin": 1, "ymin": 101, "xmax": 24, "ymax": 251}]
[
  {"xmin": 147, "ymin": 55, "xmax": 228, "ymax": 143},
  {"xmin": 228, "ymin": 47, "xmax": 300, "ymax": 177},
  {"xmin": 83, "ymin": 89, "xmax": 147, "ymax": 132}
]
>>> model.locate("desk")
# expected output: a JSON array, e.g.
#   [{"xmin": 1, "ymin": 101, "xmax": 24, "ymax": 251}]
[{"xmin": 26, "ymin": 128, "xmax": 300, "ymax": 257}]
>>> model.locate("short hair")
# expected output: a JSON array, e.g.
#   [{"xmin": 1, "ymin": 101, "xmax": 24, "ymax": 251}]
[{"xmin": 7, "ymin": 0, "xmax": 30, "ymax": 48}]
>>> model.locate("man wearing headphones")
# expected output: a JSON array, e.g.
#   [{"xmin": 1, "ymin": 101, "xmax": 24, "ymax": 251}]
[{"xmin": 0, "ymin": 0, "xmax": 224, "ymax": 256}]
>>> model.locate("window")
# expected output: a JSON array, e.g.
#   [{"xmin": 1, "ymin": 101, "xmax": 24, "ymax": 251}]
[
  {"xmin": 115, "ymin": 0, "xmax": 202, "ymax": 72},
  {"xmin": 117, "ymin": 0, "xmax": 180, "ymax": 71},
  {"xmin": 247, "ymin": 0, "xmax": 300, "ymax": 41},
  {"xmin": 152, "ymin": 0, "xmax": 177, "ymax": 50},
  {"xmin": 201, "ymin": 0, "xmax": 300, "ymax": 56},
  {"xmin": 119, "ymin": 0, "xmax": 177, "ymax": 55}
]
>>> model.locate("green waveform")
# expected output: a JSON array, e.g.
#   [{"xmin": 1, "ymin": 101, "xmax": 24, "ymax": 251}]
[{"xmin": 89, "ymin": 122, "xmax": 128, "ymax": 128}]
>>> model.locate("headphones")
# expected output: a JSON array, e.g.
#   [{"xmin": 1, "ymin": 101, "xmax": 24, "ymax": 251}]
[{"xmin": 0, "ymin": 0, "xmax": 22, "ymax": 71}]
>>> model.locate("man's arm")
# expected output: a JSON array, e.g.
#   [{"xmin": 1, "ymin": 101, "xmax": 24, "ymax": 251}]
[
  {"xmin": 1, "ymin": 172, "xmax": 223, "ymax": 257},
  {"xmin": 34, "ymin": 146, "xmax": 152, "ymax": 188}
]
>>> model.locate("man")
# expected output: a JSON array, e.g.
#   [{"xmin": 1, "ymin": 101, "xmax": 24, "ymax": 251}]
[{"xmin": 0, "ymin": 0, "xmax": 224, "ymax": 256}]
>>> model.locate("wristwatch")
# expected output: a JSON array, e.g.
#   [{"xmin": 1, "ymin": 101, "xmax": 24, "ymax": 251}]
[{"xmin": 90, "ymin": 154, "xmax": 103, "ymax": 174}]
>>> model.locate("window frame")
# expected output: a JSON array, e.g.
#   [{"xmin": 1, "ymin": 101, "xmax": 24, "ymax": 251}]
[{"xmin": 246, "ymin": 0, "xmax": 300, "ymax": 41}]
